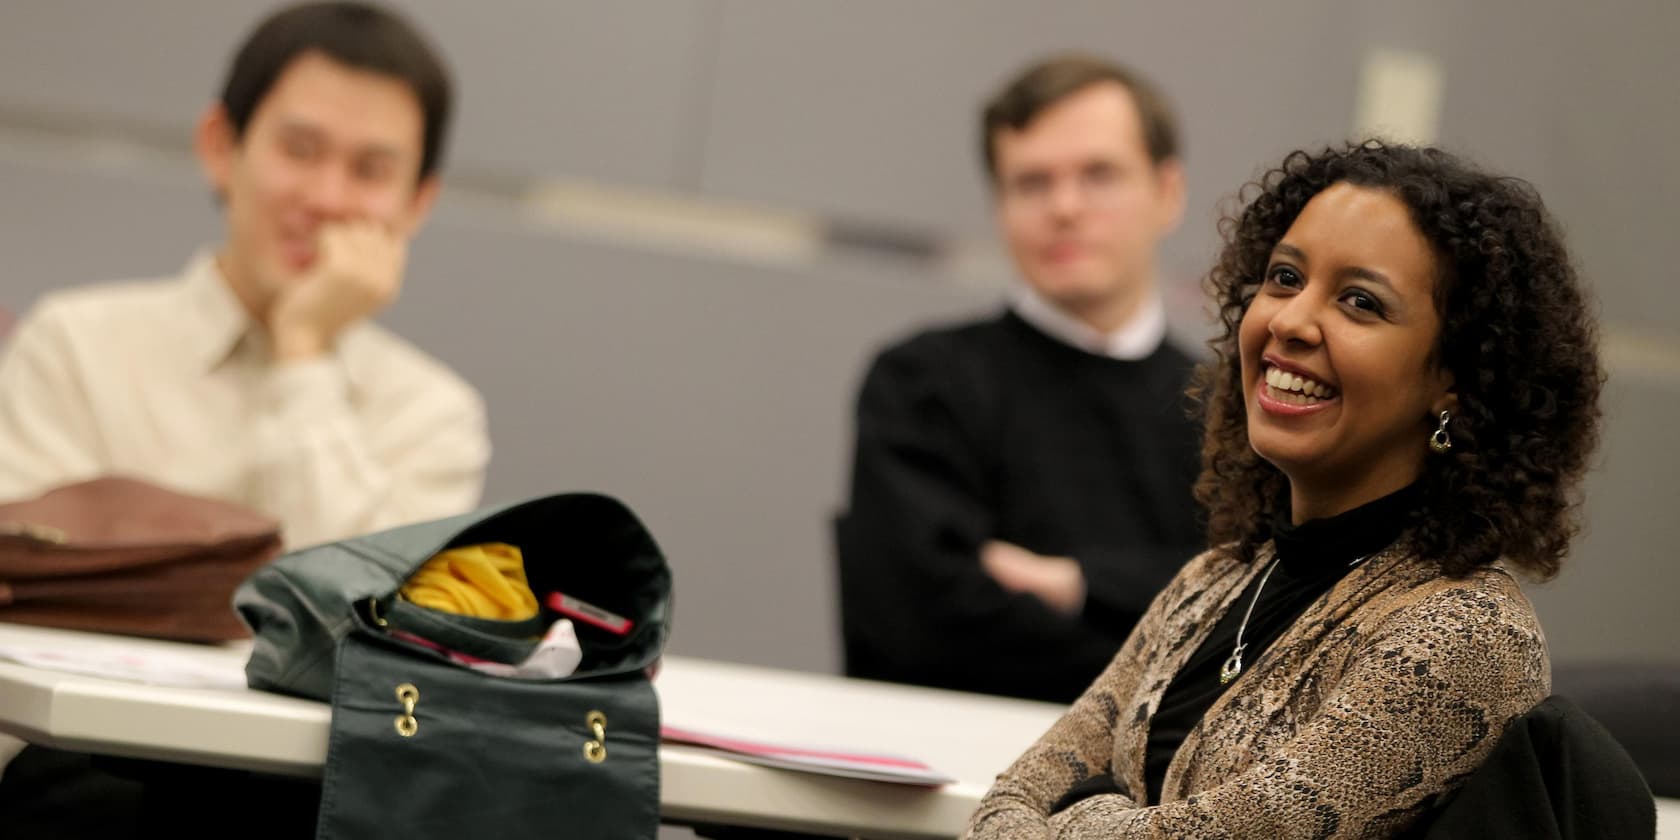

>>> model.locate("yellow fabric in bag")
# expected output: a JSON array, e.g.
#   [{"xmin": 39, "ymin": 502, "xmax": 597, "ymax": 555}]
[{"xmin": 400, "ymin": 542, "xmax": 539, "ymax": 620}]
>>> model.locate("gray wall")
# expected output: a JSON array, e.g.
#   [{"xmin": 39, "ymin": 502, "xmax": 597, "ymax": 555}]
[
  {"xmin": 1, "ymin": 1, "xmax": 1675, "ymax": 671},
  {"xmin": 0, "ymin": 154, "xmax": 992, "ymax": 673}
]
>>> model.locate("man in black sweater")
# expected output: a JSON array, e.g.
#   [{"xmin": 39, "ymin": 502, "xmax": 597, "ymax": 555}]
[{"xmin": 837, "ymin": 55, "xmax": 1203, "ymax": 704}]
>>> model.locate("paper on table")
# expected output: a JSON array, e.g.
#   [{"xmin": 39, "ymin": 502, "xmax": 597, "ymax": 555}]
[
  {"xmin": 660, "ymin": 724, "xmax": 955, "ymax": 786},
  {"xmin": 0, "ymin": 641, "xmax": 248, "ymax": 690}
]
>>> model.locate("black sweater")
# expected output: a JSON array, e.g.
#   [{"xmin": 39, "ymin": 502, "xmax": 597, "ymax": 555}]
[
  {"xmin": 837, "ymin": 310, "xmax": 1203, "ymax": 703},
  {"xmin": 1140, "ymin": 484, "xmax": 1420, "ymax": 804}
]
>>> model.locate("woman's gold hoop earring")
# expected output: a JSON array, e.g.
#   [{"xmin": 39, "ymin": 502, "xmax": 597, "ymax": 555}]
[{"xmin": 1429, "ymin": 410, "xmax": 1453, "ymax": 454}]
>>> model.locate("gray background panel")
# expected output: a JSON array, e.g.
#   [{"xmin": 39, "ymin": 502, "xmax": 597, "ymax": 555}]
[
  {"xmin": 390, "ymin": 0, "xmax": 718, "ymax": 190},
  {"xmin": 698, "ymin": 0, "xmax": 1362, "ymax": 260},
  {"xmin": 0, "ymin": 1, "xmax": 1674, "ymax": 673}
]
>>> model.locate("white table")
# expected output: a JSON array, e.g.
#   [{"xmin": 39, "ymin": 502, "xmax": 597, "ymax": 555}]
[
  {"xmin": 0, "ymin": 622, "xmax": 1063, "ymax": 838},
  {"xmin": 5, "ymin": 622, "xmax": 1677, "ymax": 839}
]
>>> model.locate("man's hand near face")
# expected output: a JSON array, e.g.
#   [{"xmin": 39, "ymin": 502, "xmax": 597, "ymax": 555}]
[
  {"xmin": 981, "ymin": 540, "xmax": 1087, "ymax": 616},
  {"xmin": 269, "ymin": 221, "xmax": 407, "ymax": 361}
]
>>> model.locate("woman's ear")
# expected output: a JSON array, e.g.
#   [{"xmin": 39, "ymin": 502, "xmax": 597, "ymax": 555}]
[
  {"xmin": 1430, "ymin": 358, "xmax": 1457, "ymax": 419},
  {"xmin": 1432, "ymin": 392, "xmax": 1460, "ymax": 420}
]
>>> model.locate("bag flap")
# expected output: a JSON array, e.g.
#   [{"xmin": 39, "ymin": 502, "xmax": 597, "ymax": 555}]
[{"xmin": 236, "ymin": 493, "xmax": 673, "ymax": 700}]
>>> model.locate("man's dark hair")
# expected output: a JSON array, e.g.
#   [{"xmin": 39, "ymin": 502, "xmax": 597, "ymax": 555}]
[
  {"xmin": 219, "ymin": 1, "xmax": 453, "ymax": 180},
  {"xmin": 980, "ymin": 53, "xmax": 1180, "ymax": 180}
]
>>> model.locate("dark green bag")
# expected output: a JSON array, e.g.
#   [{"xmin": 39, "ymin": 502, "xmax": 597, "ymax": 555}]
[{"xmin": 234, "ymin": 494, "xmax": 673, "ymax": 840}]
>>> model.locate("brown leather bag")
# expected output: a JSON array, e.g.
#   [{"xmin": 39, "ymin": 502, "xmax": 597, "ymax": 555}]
[{"xmin": 0, "ymin": 477, "xmax": 282, "ymax": 641}]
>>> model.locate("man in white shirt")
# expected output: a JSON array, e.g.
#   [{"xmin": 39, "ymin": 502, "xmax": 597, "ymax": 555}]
[
  {"xmin": 837, "ymin": 55, "xmax": 1204, "ymax": 703},
  {"xmin": 0, "ymin": 2, "xmax": 487, "ymax": 550},
  {"xmin": 0, "ymin": 4, "xmax": 491, "ymax": 830}
]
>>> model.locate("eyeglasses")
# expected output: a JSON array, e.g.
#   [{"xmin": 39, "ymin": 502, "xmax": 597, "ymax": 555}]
[{"xmin": 998, "ymin": 163, "xmax": 1137, "ymax": 213}]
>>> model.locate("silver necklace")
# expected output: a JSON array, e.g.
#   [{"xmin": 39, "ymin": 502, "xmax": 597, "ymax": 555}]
[{"xmin": 1219, "ymin": 553, "xmax": 1371, "ymax": 685}]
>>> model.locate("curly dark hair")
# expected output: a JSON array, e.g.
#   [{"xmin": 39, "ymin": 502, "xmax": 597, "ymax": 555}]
[{"xmin": 1192, "ymin": 141, "xmax": 1603, "ymax": 579}]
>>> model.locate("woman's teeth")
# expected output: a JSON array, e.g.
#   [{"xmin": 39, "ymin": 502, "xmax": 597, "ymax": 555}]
[{"xmin": 1264, "ymin": 366, "xmax": 1336, "ymax": 405}]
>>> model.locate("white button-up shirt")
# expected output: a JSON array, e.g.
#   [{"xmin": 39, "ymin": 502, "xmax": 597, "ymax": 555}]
[
  {"xmin": 1008, "ymin": 284, "xmax": 1167, "ymax": 361},
  {"xmin": 0, "ymin": 251, "xmax": 489, "ymax": 549}
]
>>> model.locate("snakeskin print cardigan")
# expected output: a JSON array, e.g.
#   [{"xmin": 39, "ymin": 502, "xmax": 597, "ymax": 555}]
[{"xmin": 965, "ymin": 541, "xmax": 1549, "ymax": 839}]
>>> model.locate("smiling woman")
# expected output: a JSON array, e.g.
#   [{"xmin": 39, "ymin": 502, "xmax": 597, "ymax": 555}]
[
  {"xmin": 1238, "ymin": 182, "xmax": 1456, "ymax": 525},
  {"xmin": 965, "ymin": 141, "xmax": 1615, "ymax": 838},
  {"xmin": 1201, "ymin": 142, "xmax": 1602, "ymax": 580}
]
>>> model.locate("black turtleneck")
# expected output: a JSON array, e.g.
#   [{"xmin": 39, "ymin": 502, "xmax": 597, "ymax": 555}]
[{"xmin": 1053, "ymin": 483, "xmax": 1420, "ymax": 812}]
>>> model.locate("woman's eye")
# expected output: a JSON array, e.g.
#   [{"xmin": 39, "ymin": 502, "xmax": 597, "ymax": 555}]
[
  {"xmin": 1266, "ymin": 266, "xmax": 1303, "ymax": 289},
  {"xmin": 1342, "ymin": 289, "xmax": 1384, "ymax": 314}
]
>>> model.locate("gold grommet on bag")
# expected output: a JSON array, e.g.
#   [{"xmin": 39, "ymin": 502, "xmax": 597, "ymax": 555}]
[
  {"xmin": 583, "ymin": 710, "xmax": 608, "ymax": 762},
  {"xmin": 394, "ymin": 683, "xmax": 420, "ymax": 737}
]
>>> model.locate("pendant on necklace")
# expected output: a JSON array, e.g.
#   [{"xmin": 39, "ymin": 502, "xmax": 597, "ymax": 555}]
[{"xmin": 1219, "ymin": 647, "xmax": 1245, "ymax": 685}]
